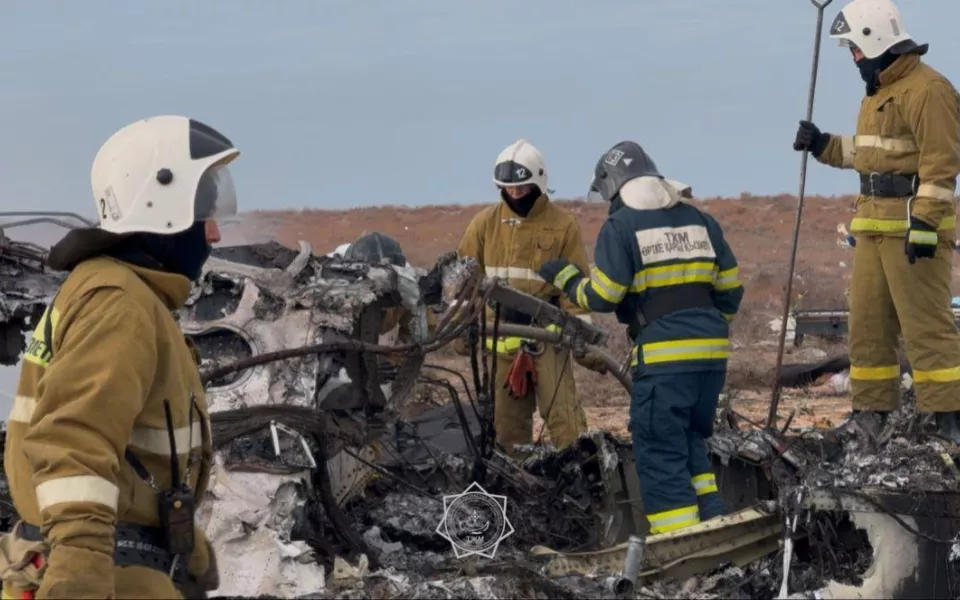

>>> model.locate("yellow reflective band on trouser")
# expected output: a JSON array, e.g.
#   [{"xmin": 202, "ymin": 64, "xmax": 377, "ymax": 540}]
[
  {"xmin": 912, "ymin": 366, "xmax": 960, "ymax": 383},
  {"xmin": 721, "ymin": 312, "xmax": 734, "ymax": 322},
  {"xmin": 630, "ymin": 261, "xmax": 716, "ymax": 293},
  {"xmin": 713, "ymin": 267, "xmax": 740, "ymax": 291},
  {"xmin": 850, "ymin": 215, "xmax": 956, "ymax": 234},
  {"xmin": 589, "ymin": 266, "xmax": 627, "ymax": 303},
  {"xmin": 641, "ymin": 338, "xmax": 730, "ymax": 365},
  {"xmin": 692, "ymin": 473, "xmax": 718, "ymax": 496},
  {"xmin": 648, "ymin": 505, "xmax": 700, "ymax": 534},
  {"xmin": 849, "ymin": 364, "xmax": 900, "ymax": 381}
]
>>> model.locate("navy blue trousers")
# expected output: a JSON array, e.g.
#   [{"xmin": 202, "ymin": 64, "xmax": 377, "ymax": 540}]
[{"xmin": 629, "ymin": 370, "xmax": 728, "ymax": 533}]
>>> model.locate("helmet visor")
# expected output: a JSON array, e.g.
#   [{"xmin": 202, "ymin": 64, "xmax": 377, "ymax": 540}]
[
  {"xmin": 493, "ymin": 160, "xmax": 534, "ymax": 187},
  {"xmin": 194, "ymin": 164, "xmax": 238, "ymax": 222}
]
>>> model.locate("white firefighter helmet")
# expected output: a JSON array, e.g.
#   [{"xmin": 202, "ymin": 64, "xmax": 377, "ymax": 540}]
[
  {"xmin": 829, "ymin": 0, "xmax": 916, "ymax": 60},
  {"xmin": 90, "ymin": 115, "xmax": 240, "ymax": 235},
  {"xmin": 493, "ymin": 139, "xmax": 549, "ymax": 194}
]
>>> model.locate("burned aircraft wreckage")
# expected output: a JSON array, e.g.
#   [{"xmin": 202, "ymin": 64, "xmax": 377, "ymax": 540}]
[{"xmin": 0, "ymin": 213, "xmax": 959, "ymax": 599}]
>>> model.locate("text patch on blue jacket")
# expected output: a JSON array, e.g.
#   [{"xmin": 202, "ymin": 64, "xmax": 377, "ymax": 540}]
[{"xmin": 559, "ymin": 202, "xmax": 744, "ymax": 374}]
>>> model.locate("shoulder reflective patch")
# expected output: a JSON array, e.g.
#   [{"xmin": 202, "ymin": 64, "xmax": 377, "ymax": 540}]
[
  {"xmin": 23, "ymin": 305, "xmax": 60, "ymax": 368},
  {"xmin": 635, "ymin": 225, "xmax": 715, "ymax": 264}
]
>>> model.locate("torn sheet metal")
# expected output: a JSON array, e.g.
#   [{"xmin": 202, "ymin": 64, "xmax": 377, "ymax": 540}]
[
  {"xmin": 197, "ymin": 457, "xmax": 323, "ymax": 598},
  {"xmin": 182, "ymin": 241, "xmax": 431, "ymax": 599}
]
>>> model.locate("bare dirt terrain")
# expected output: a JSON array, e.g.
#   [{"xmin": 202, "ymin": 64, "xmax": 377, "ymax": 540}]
[{"xmin": 233, "ymin": 193, "xmax": 906, "ymax": 431}]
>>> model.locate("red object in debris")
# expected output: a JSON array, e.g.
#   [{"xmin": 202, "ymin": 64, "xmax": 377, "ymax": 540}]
[
  {"xmin": 504, "ymin": 349, "xmax": 537, "ymax": 398},
  {"xmin": 19, "ymin": 555, "xmax": 44, "ymax": 600}
]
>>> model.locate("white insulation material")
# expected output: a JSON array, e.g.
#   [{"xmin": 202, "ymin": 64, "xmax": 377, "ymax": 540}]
[{"xmin": 198, "ymin": 461, "xmax": 325, "ymax": 598}]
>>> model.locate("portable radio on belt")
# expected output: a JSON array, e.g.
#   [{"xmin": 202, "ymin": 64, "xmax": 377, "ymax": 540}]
[{"xmin": 157, "ymin": 399, "xmax": 196, "ymax": 557}]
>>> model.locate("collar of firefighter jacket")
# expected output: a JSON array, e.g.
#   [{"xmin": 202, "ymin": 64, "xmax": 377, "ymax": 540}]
[
  {"xmin": 500, "ymin": 193, "xmax": 550, "ymax": 220},
  {"xmin": 104, "ymin": 256, "xmax": 193, "ymax": 310},
  {"xmin": 878, "ymin": 54, "xmax": 921, "ymax": 88}
]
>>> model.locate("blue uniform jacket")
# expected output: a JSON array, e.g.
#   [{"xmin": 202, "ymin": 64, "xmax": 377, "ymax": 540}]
[{"xmin": 556, "ymin": 196, "xmax": 744, "ymax": 375}]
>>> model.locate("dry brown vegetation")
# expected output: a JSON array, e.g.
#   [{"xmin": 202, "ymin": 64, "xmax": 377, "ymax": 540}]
[{"xmin": 236, "ymin": 194, "xmax": 870, "ymax": 430}]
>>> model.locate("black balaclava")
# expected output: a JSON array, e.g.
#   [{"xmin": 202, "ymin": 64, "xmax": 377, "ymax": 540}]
[
  {"xmin": 106, "ymin": 221, "xmax": 212, "ymax": 281},
  {"xmin": 500, "ymin": 185, "xmax": 542, "ymax": 218},
  {"xmin": 857, "ymin": 50, "xmax": 899, "ymax": 96}
]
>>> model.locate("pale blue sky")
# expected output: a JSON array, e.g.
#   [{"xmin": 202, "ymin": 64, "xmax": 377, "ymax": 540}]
[
  {"xmin": 2, "ymin": 0, "xmax": 959, "ymax": 216},
  {"xmin": 1, "ymin": 0, "xmax": 959, "ymax": 399}
]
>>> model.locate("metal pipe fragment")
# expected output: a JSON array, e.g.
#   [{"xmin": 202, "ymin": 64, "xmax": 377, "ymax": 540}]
[{"xmin": 609, "ymin": 534, "xmax": 645, "ymax": 598}]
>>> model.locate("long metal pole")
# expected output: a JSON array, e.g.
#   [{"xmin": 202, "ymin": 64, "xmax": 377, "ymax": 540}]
[{"xmin": 767, "ymin": 0, "xmax": 834, "ymax": 429}]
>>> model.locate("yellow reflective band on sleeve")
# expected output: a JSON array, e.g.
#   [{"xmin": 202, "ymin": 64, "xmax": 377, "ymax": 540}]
[
  {"xmin": 575, "ymin": 279, "xmax": 589, "ymax": 310},
  {"xmin": 648, "ymin": 505, "xmax": 700, "ymax": 534},
  {"xmin": 630, "ymin": 346, "xmax": 638, "ymax": 367},
  {"xmin": 630, "ymin": 261, "xmax": 716, "ymax": 293},
  {"xmin": 22, "ymin": 305, "xmax": 60, "ymax": 368},
  {"xmin": 721, "ymin": 312, "xmax": 734, "ymax": 322},
  {"xmin": 129, "ymin": 422, "xmax": 204, "ymax": 456},
  {"xmin": 840, "ymin": 136, "xmax": 855, "ymax": 168},
  {"xmin": 908, "ymin": 229, "xmax": 938, "ymax": 245},
  {"xmin": 849, "ymin": 364, "xmax": 900, "ymax": 381},
  {"xmin": 36, "ymin": 475, "xmax": 119, "ymax": 512},
  {"xmin": 553, "ymin": 264, "xmax": 580, "ymax": 290},
  {"xmin": 641, "ymin": 338, "xmax": 730, "ymax": 364},
  {"xmin": 692, "ymin": 473, "xmax": 718, "ymax": 496},
  {"xmin": 713, "ymin": 267, "xmax": 740, "ymax": 291},
  {"xmin": 8, "ymin": 395, "xmax": 36, "ymax": 424},
  {"xmin": 546, "ymin": 324, "xmax": 561, "ymax": 333},
  {"xmin": 589, "ymin": 267, "xmax": 627, "ymax": 303},
  {"xmin": 484, "ymin": 266, "xmax": 544, "ymax": 282},
  {"xmin": 854, "ymin": 135, "xmax": 917, "ymax": 153},
  {"xmin": 912, "ymin": 366, "xmax": 960, "ymax": 384},
  {"xmin": 916, "ymin": 183, "xmax": 956, "ymax": 202},
  {"xmin": 850, "ymin": 215, "xmax": 956, "ymax": 234}
]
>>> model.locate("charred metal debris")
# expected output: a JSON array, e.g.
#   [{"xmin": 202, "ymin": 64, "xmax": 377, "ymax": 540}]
[{"xmin": 0, "ymin": 228, "xmax": 959, "ymax": 598}]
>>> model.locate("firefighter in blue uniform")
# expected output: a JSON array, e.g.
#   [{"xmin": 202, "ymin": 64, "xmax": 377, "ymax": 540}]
[{"xmin": 539, "ymin": 141, "xmax": 744, "ymax": 534}]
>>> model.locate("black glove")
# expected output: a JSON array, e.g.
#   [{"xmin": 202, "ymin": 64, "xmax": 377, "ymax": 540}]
[
  {"xmin": 793, "ymin": 120, "xmax": 830, "ymax": 157},
  {"xmin": 538, "ymin": 258, "xmax": 582, "ymax": 294},
  {"xmin": 905, "ymin": 218, "xmax": 938, "ymax": 264}
]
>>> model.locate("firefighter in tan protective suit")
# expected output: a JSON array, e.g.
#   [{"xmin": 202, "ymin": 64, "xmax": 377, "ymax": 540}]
[
  {"xmin": 456, "ymin": 139, "xmax": 603, "ymax": 454},
  {"xmin": 793, "ymin": 0, "xmax": 960, "ymax": 440},
  {"xmin": 1, "ymin": 116, "xmax": 239, "ymax": 599}
]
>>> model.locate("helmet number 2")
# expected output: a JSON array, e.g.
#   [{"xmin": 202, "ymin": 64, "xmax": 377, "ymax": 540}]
[{"xmin": 99, "ymin": 198, "xmax": 107, "ymax": 220}]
